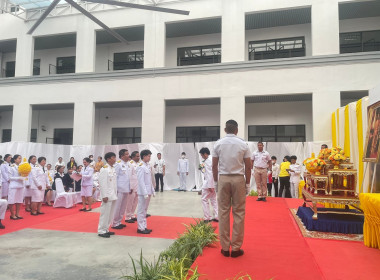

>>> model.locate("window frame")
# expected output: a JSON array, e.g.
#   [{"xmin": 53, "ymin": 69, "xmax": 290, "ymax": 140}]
[
  {"xmin": 176, "ymin": 126, "xmax": 220, "ymax": 143},
  {"xmin": 113, "ymin": 51, "xmax": 144, "ymax": 70},
  {"xmin": 1, "ymin": 129, "xmax": 12, "ymax": 143},
  {"xmin": 56, "ymin": 56, "xmax": 76, "ymax": 74},
  {"xmin": 248, "ymin": 125, "xmax": 306, "ymax": 142},
  {"xmin": 340, "ymin": 30, "xmax": 380, "ymax": 54},
  {"xmin": 33, "ymin": 59, "xmax": 41, "ymax": 76},
  {"xmin": 111, "ymin": 127, "xmax": 141, "ymax": 144},
  {"xmin": 5, "ymin": 61, "xmax": 15, "ymax": 78},
  {"xmin": 177, "ymin": 44, "xmax": 221, "ymax": 66}
]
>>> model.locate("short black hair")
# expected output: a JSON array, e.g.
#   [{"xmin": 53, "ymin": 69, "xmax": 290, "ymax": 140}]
[
  {"xmin": 321, "ymin": 144, "xmax": 328, "ymax": 148},
  {"xmin": 83, "ymin": 157, "xmax": 91, "ymax": 163},
  {"xmin": 157, "ymin": 153, "xmax": 161, "ymax": 156},
  {"xmin": 38, "ymin": 157, "xmax": 46, "ymax": 163},
  {"xmin": 199, "ymin": 147, "xmax": 210, "ymax": 155},
  {"xmin": 284, "ymin": 155, "xmax": 291, "ymax": 162},
  {"xmin": 290, "ymin": 155, "xmax": 297, "ymax": 160},
  {"xmin": 140, "ymin": 149, "xmax": 152, "ymax": 160},
  {"xmin": 258, "ymin": 141, "xmax": 264, "ymax": 145},
  {"xmin": 131, "ymin": 151, "xmax": 139, "ymax": 158},
  {"xmin": 104, "ymin": 152, "xmax": 116, "ymax": 162},
  {"xmin": 225, "ymin": 119, "xmax": 238, "ymax": 133},
  {"xmin": 58, "ymin": 157, "xmax": 62, "ymax": 160},
  {"xmin": 28, "ymin": 155, "xmax": 36, "ymax": 163},
  {"xmin": 181, "ymin": 152, "xmax": 186, "ymax": 155},
  {"xmin": 271, "ymin": 156, "xmax": 277, "ymax": 160},
  {"xmin": 13, "ymin": 154, "xmax": 21, "ymax": 161},
  {"xmin": 4, "ymin": 154, "xmax": 11, "ymax": 161},
  {"xmin": 119, "ymin": 149, "xmax": 128, "ymax": 158}
]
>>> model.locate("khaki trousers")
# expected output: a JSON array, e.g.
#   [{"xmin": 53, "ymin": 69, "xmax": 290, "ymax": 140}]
[
  {"xmin": 254, "ymin": 167, "xmax": 267, "ymax": 198},
  {"xmin": 217, "ymin": 175, "xmax": 246, "ymax": 251}
]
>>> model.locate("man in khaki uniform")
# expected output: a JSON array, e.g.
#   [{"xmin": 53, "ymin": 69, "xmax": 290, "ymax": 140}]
[{"xmin": 212, "ymin": 120, "xmax": 251, "ymax": 258}]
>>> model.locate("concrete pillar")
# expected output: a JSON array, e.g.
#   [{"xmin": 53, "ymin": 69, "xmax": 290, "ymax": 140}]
[
  {"xmin": 11, "ymin": 103, "xmax": 32, "ymax": 142},
  {"xmin": 144, "ymin": 14, "xmax": 166, "ymax": 68},
  {"xmin": 76, "ymin": 18, "xmax": 96, "ymax": 73},
  {"xmin": 312, "ymin": 90, "xmax": 340, "ymax": 141},
  {"xmin": 220, "ymin": 96, "xmax": 245, "ymax": 139},
  {"xmin": 73, "ymin": 102, "xmax": 95, "ymax": 145},
  {"xmin": 221, "ymin": 0, "xmax": 245, "ymax": 63},
  {"xmin": 311, "ymin": 0, "xmax": 340, "ymax": 56},
  {"xmin": 15, "ymin": 35, "xmax": 34, "ymax": 77},
  {"xmin": 142, "ymin": 98, "xmax": 165, "ymax": 143}
]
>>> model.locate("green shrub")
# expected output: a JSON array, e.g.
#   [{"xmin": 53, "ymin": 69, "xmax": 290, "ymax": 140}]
[{"xmin": 249, "ymin": 190, "xmax": 258, "ymax": 196}]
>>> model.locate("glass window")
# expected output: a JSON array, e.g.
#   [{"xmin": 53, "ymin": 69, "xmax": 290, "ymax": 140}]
[
  {"xmin": 33, "ymin": 59, "xmax": 40, "ymax": 76},
  {"xmin": 177, "ymin": 45, "xmax": 221, "ymax": 66},
  {"xmin": 113, "ymin": 51, "xmax": 144, "ymax": 70},
  {"xmin": 5, "ymin": 61, "xmax": 15, "ymax": 78},
  {"xmin": 176, "ymin": 126, "xmax": 220, "ymax": 143},
  {"xmin": 56, "ymin": 56, "xmax": 75, "ymax": 74},
  {"xmin": 340, "ymin": 30, "xmax": 380, "ymax": 54},
  {"xmin": 112, "ymin": 127, "xmax": 141, "ymax": 144},
  {"xmin": 54, "ymin": 128, "xmax": 73, "ymax": 145},
  {"xmin": 30, "ymin": 129, "xmax": 37, "ymax": 142},
  {"xmin": 248, "ymin": 125, "xmax": 305, "ymax": 142},
  {"xmin": 249, "ymin": 37, "xmax": 305, "ymax": 60},
  {"xmin": 2, "ymin": 129, "xmax": 11, "ymax": 142}
]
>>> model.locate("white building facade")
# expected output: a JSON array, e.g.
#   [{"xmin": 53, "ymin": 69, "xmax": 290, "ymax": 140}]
[{"xmin": 0, "ymin": 0, "xmax": 379, "ymax": 145}]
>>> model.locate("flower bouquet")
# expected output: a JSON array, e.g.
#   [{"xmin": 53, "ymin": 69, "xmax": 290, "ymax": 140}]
[
  {"xmin": 318, "ymin": 148, "xmax": 331, "ymax": 160},
  {"xmin": 303, "ymin": 153, "xmax": 326, "ymax": 175},
  {"xmin": 328, "ymin": 152, "xmax": 347, "ymax": 169},
  {"xmin": 198, "ymin": 163, "xmax": 205, "ymax": 173},
  {"xmin": 18, "ymin": 158, "xmax": 32, "ymax": 177}
]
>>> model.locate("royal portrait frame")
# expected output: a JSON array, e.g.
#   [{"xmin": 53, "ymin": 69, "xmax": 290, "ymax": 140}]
[{"xmin": 363, "ymin": 100, "xmax": 380, "ymax": 162}]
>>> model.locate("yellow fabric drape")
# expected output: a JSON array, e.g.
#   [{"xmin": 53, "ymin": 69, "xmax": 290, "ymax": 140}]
[
  {"xmin": 356, "ymin": 99, "xmax": 364, "ymax": 193},
  {"xmin": 332, "ymin": 112, "xmax": 337, "ymax": 146},
  {"xmin": 344, "ymin": 105, "xmax": 351, "ymax": 157},
  {"xmin": 359, "ymin": 193, "xmax": 380, "ymax": 249},
  {"xmin": 336, "ymin": 109, "xmax": 340, "ymax": 145}
]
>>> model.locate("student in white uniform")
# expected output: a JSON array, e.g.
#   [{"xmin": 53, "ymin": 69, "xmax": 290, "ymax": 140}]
[
  {"xmin": 288, "ymin": 155, "xmax": 301, "ymax": 198},
  {"xmin": 25, "ymin": 155, "xmax": 37, "ymax": 212},
  {"xmin": 55, "ymin": 157, "xmax": 65, "ymax": 172},
  {"xmin": 0, "ymin": 170, "xmax": 6, "ymax": 229},
  {"xmin": 45, "ymin": 163, "xmax": 54, "ymax": 206},
  {"xmin": 9, "ymin": 154, "xmax": 25, "ymax": 220},
  {"xmin": 97, "ymin": 152, "xmax": 118, "ymax": 238},
  {"xmin": 30, "ymin": 157, "xmax": 49, "ymax": 215},
  {"xmin": 1, "ymin": 154, "xmax": 12, "ymax": 199},
  {"xmin": 177, "ymin": 152, "xmax": 189, "ymax": 191},
  {"xmin": 271, "ymin": 156, "xmax": 280, "ymax": 197},
  {"xmin": 111, "ymin": 149, "xmax": 131, "ymax": 230},
  {"xmin": 125, "ymin": 151, "xmax": 140, "ymax": 224},
  {"xmin": 136, "ymin": 149, "xmax": 155, "ymax": 234},
  {"xmin": 80, "ymin": 158, "xmax": 94, "ymax": 212},
  {"xmin": 199, "ymin": 147, "xmax": 218, "ymax": 223},
  {"xmin": 154, "ymin": 153, "xmax": 166, "ymax": 192}
]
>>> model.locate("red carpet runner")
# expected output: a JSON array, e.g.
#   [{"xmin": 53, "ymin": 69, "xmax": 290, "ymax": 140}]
[{"xmin": 194, "ymin": 197, "xmax": 380, "ymax": 280}]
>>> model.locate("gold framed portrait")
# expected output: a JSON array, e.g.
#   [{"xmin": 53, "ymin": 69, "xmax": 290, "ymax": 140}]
[{"xmin": 363, "ymin": 101, "xmax": 380, "ymax": 162}]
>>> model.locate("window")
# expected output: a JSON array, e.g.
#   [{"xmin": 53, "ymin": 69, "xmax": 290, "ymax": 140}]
[
  {"xmin": 5, "ymin": 61, "xmax": 15, "ymax": 78},
  {"xmin": 54, "ymin": 128, "xmax": 73, "ymax": 145},
  {"xmin": 56, "ymin": 56, "xmax": 75, "ymax": 74},
  {"xmin": 1, "ymin": 129, "xmax": 11, "ymax": 143},
  {"xmin": 340, "ymin": 30, "xmax": 380, "ymax": 54},
  {"xmin": 248, "ymin": 37, "xmax": 305, "ymax": 60},
  {"xmin": 177, "ymin": 45, "xmax": 221, "ymax": 66},
  {"xmin": 112, "ymin": 127, "xmax": 141, "ymax": 144},
  {"xmin": 33, "ymin": 59, "xmax": 41, "ymax": 76},
  {"xmin": 176, "ymin": 126, "xmax": 220, "ymax": 143},
  {"xmin": 113, "ymin": 51, "xmax": 144, "ymax": 70},
  {"xmin": 30, "ymin": 129, "xmax": 37, "ymax": 143},
  {"xmin": 248, "ymin": 125, "xmax": 305, "ymax": 142}
]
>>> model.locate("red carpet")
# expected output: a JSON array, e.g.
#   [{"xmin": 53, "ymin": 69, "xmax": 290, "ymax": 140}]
[{"xmin": 194, "ymin": 197, "xmax": 380, "ymax": 280}]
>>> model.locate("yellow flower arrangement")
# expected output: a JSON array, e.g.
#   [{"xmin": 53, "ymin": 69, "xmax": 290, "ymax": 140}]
[
  {"xmin": 303, "ymin": 153, "xmax": 326, "ymax": 175},
  {"xmin": 318, "ymin": 148, "xmax": 331, "ymax": 160},
  {"xmin": 18, "ymin": 158, "xmax": 32, "ymax": 177},
  {"xmin": 328, "ymin": 146, "xmax": 347, "ymax": 168}
]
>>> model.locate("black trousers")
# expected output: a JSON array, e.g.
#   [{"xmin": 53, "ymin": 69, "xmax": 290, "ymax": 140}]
[
  {"xmin": 155, "ymin": 173, "xmax": 164, "ymax": 191},
  {"xmin": 273, "ymin": 178, "xmax": 279, "ymax": 197},
  {"xmin": 279, "ymin": 176, "xmax": 292, "ymax": 198}
]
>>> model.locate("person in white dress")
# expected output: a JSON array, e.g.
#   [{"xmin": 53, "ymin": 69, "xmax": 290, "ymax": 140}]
[
  {"xmin": 199, "ymin": 147, "xmax": 218, "ymax": 223},
  {"xmin": 1, "ymin": 154, "xmax": 12, "ymax": 199},
  {"xmin": 177, "ymin": 152, "xmax": 189, "ymax": 191},
  {"xmin": 9, "ymin": 154, "xmax": 25, "ymax": 220},
  {"xmin": 30, "ymin": 157, "xmax": 49, "ymax": 215},
  {"xmin": 80, "ymin": 158, "xmax": 94, "ymax": 212},
  {"xmin": 45, "ymin": 163, "xmax": 55, "ymax": 206},
  {"xmin": 25, "ymin": 155, "xmax": 37, "ymax": 212},
  {"xmin": 125, "ymin": 151, "xmax": 140, "ymax": 224},
  {"xmin": 288, "ymin": 155, "xmax": 301, "ymax": 198},
  {"xmin": 136, "ymin": 149, "xmax": 155, "ymax": 234},
  {"xmin": 55, "ymin": 157, "xmax": 65, "ymax": 172},
  {"xmin": 271, "ymin": 156, "xmax": 280, "ymax": 197},
  {"xmin": 97, "ymin": 152, "xmax": 118, "ymax": 238}
]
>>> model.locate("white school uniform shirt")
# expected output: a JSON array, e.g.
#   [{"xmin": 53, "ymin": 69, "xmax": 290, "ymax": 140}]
[
  {"xmin": 202, "ymin": 157, "xmax": 214, "ymax": 189},
  {"xmin": 9, "ymin": 164, "xmax": 25, "ymax": 189},
  {"xmin": 115, "ymin": 160, "xmax": 131, "ymax": 193},
  {"xmin": 177, "ymin": 158, "xmax": 189, "ymax": 173},
  {"xmin": 98, "ymin": 164, "xmax": 117, "ymax": 201},
  {"xmin": 55, "ymin": 161, "xmax": 65, "ymax": 168},
  {"xmin": 289, "ymin": 163, "xmax": 301, "ymax": 183},
  {"xmin": 272, "ymin": 163, "xmax": 280, "ymax": 179},
  {"xmin": 129, "ymin": 160, "xmax": 139, "ymax": 191},
  {"xmin": 30, "ymin": 165, "xmax": 49, "ymax": 190},
  {"xmin": 154, "ymin": 159, "xmax": 165, "ymax": 174},
  {"xmin": 93, "ymin": 172, "xmax": 99, "ymax": 189},
  {"xmin": 213, "ymin": 134, "xmax": 251, "ymax": 175},
  {"xmin": 251, "ymin": 150, "xmax": 271, "ymax": 169},
  {"xmin": 137, "ymin": 162, "xmax": 155, "ymax": 196},
  {"xmin": 1, "ymin": 163, "xmax": 11, "ymax": 184},
  {"xmin": 81, "ymin": 166, "xmax": 94, "ymax": 187}
]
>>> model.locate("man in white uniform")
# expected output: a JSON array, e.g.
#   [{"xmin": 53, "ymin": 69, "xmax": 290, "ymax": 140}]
[
  {"xmin": 0, "ymin": 170, "xmax": 7, "ymax": 229},
  {"xmin": 97, "ymin": 152, "xmax": 118, "ymax": 238},
  {"xmin": 55, "ymin": 157, "xmax": 65, "ymax": 171},
  {"xmin": 199, "ymin": 147, "xmax": 218, "ymax": 223},
  {"xmin": 154, "ymin": 153, "xmax": 166, "ymax": 192},
  {"xmin": 0, "ymin": 154, "xmax": 12, "ymax": 199},
  {"xmin": 136, "ymin": 149, "xmax": 155, "ymax": 234},
  {"xmin": 251, "ymin": 142, "xmax": 271, "ymax": 202},
  {"xmin": 288, "ymin": 155, "xmax": 301, "ymax": 198},
  {"xmin": 125, "ymin": 151, "xmax": 140, "ymax": 224},
  {"xmin": 177, "ymin": 152, "xmax": 189, "ymax": 191},
  {"xmin": 111, "ymin": 149, "xmax": 131, "ymax": 229}
]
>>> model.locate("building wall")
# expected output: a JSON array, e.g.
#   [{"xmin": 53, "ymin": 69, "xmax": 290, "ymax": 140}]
[{"xmin": 245, "ymin": 101, "xmax": 313, "ymax": 141}]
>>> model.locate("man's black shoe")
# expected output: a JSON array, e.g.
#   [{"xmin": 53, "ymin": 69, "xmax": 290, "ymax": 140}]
[
  {"xmin": 231, "ymin": 249, "xmax": 244, "ymax": 258},
  {"xmin": 98, "ymin": 233, "xmax": 110, "ymax": 238},
  {"xmin": 221, "ymin": 249, "xmax": 230, "ymax": 257},
  {"xmin": 137, "ymin": 229, "xmax": 151, "ymax": 234},
  {"xmin": 146, "ymin": 214, "xmax": 151, "ymax": 218},
  {"xmin": 145, "ymin": 228, "xmax": 153, "ymax": 233},
  {"xmin": 262, "ymin": 197, "xmax": 267, "ymax": 202},
  {"xmin": 121, "ymin": 224, "xmax": 127, "ymax": 228},
  {"xmin": 131, "ymin": 217, "xmax": 137, "ymax": 221},
  {"xmin": 125, "ymin": 219, "xmax": 135, "ymax": 223},
  {"xmin": 107, "ymin": 231, "xmax": 115, "ymax": 235},
  {"xmin": 256, "ymin": 198, "xmax": 262, "ymax": 201},
  {"xmin": 111, "ymin": 224, "xmax": 124, "ymax": 229},
  {"xmin": 212, "ymin": 218, "xmax": 219, "ymax": 222}
]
